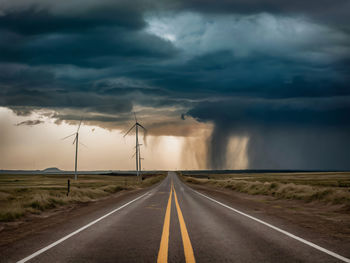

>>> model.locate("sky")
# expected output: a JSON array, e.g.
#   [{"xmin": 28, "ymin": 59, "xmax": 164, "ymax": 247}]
[{"xmin": 0, "ymin": 0, "xmax": 349, "ymax": 170}]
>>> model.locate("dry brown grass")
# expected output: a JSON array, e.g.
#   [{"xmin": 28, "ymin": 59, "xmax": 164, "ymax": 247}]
[
  {"xmin": 0, "ymin": 173, "xmax": 165, "ymax": 222},
  {"xmin": 181, "ymin": 172, "xmax": 350, "ymax": 208}
]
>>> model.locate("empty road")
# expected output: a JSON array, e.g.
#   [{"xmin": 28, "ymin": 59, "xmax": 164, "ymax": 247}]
[{"xmin": 2, "ymin": 172, "xmax": 349, "ymax": 263}]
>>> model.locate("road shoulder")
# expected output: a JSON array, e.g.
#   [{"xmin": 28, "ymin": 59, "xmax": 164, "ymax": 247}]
[{"xmin": 184, "ymin": 182, "xmax": 350, "ymax": 258}]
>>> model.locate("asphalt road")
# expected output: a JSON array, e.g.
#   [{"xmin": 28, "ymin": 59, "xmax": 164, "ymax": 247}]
[{"xmin": 2, "ymin": 172, "xmax": 349, "ymax": 263}]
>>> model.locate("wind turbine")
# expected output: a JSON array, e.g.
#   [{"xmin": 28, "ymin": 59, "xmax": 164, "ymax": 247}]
[
  {"xmin": 124, "ymin": 113, "xmax": 146, "ymax": 178},
  {"xmin": 62, "ymin": 119, "xmax": 83, "ymax": 180}
]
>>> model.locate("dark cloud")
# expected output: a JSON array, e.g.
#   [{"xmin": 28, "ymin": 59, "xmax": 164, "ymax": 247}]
[
  {"xmin": 15, "ymin": 119, "xmax": 44, "ymax": 126},
  {"xmin": 169, "ymin": 0, "xmax": 350, "ymax": 29},
  {"xmin": 175, "ymin": 0, "xmax": 342, "ymax": 13},
  {"xmin": 187, "ymin": 98, "xmax": 350, "ymax": 169},
  {"xmin": 188, "ymin": 98, "xmax": 350, "ymax": 128},
  {"xmin": 151, "ymin": 51, "xmax": 350, "ymax": 99},
  {"xmin": 0, "ymin": 29, "xmax": 177, "ymax": 67},
  {"xmin": 0, "ymin": 7, "xmax": 145, "ymax": 35},
  {"xmin": 9, "ymin": 106, "xmax": 35, "ymax": 116},
  {"xmin": 0, "ymin": 0, "xmax": 349, "ymax": 169}
]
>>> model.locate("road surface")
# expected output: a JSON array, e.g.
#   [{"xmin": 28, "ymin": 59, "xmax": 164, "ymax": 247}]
[{"xmin": 2, "ymin": 172, "xmax": 349, "ymax": 263}]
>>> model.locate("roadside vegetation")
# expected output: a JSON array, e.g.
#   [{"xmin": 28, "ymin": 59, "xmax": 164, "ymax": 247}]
[
  {"xmin": 0, "ymin": 173, "xmax": 165, "ymax": 222},
  {"xmin": 180, "ymin": 172, "xmax": 350, "ymax": 209}
]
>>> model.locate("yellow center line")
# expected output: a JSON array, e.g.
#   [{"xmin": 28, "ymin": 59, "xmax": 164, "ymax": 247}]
[
  {"xmin": 173, "ymin": 184, "xmax": 196, "ymax": 263},
  {"xmin": 157, "ymin": 179, "xmax": 196, "ymax": 263},
  {"xmin": 157, "ymin": 181, "xmax": 173, "ymax": 263}
]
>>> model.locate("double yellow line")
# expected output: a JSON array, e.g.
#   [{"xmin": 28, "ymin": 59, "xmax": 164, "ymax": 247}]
[{"xmin": 157, "ymin": 181, "xmax": 196, "ymax": 263}]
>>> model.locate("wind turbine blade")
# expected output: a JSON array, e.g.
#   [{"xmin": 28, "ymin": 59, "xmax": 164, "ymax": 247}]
[
  {"xmin": 73, "ymin": 137, "xmax": 76, "ymax": 145},
  {"xmin": 61, "ymin": 133, "xmax": 76, "ymax": 140},
  {"xmin": 132, "ymin": 151, "xmax": 136, "ymax": 158},
  {"xmin": 134, "ymin": 112, "xmax": 137, "ymax": 123},
  {"xmin": 137, "ymin": 123, "xmax": 148, "ymax": 146},
  {"xmin": 123, "ymin": 124, "xmax": 136, "ymax": 137},
  {"xmin": 137, "ymin": 123, "xmax": 146, "ymax": 131}
]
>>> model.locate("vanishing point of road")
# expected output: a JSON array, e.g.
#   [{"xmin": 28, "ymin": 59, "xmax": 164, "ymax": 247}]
[{"xmin": 2, "ymin": 172, "xmax": 350, "ymax": 263}]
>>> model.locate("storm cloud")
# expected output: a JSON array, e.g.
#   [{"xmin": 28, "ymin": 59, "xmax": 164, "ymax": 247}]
[
  {"xmin": 15, "ymin": 119, "xmax": 43, "ymax": 126},
  {"xmin": 188, "ymin": 97, "xmax": 350, "ymax": 169},
  {"xmin": 0, "ymin": 0, "xmax": 349, "ymax": 169}
]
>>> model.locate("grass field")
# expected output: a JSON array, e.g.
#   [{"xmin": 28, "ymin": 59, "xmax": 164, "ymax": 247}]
[
  {"xmin": 180, "ymin": 171, "xmax": 350, "ymax": 209},
  {"xmin": 0, "ymin": 173, "xmax": 165, "ymax": 222}
]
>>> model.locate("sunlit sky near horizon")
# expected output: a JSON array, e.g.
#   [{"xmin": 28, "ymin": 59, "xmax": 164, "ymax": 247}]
[
  {"xmin": 0, "ymin": 0, "xmax": 349, "ymax": 170},
  {"xmin": 1, "ymin": 107, "xmax": 249, "ymax": 170},
  {"xmin": 0, "ymin": 107, "xmax": 202, "ymax": 170}
]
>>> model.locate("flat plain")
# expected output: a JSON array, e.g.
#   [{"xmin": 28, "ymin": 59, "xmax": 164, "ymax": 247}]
[
  {"xmin": 180, "ymin": 171, "xmax": 350, "ymax": 207},
  {"xmin": 2, "ymin": 172, "xmax": 350, "ymax": 263},
  {"xmin": 0, "ymin": 173, "xmax": 165, "ymax": 222}
]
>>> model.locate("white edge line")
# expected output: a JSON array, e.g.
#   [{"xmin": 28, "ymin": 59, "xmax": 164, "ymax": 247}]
[
  {"xmin": 17, "ymin": 191, "xmax": 150, "ymax": 263},
  {"xmin": 194, "ymin": 189, "xmax": 350, "ymax": 263}
]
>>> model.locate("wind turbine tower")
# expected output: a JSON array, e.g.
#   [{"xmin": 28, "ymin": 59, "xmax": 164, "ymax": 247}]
[
  {"xmin": 62, "ymin": 119, "xmax": 83, "ymax": 180},
  {"xmin": 138, "ymin": 143, "xmax": 143, "ymax": 174},
  {"xmin": 124, "ymin": 113, "xmax": 146, "ymax": 177}
]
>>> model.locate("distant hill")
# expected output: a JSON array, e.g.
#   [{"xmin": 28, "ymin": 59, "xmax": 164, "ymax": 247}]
[{"xmin": 42, "ymin": 167, "xmax": 62, "ymax": 173}]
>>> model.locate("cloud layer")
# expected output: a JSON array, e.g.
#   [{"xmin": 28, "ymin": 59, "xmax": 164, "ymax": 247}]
[{"xmin": 0, "ymin": 0, "xmax": 349, "ymax": 169}]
